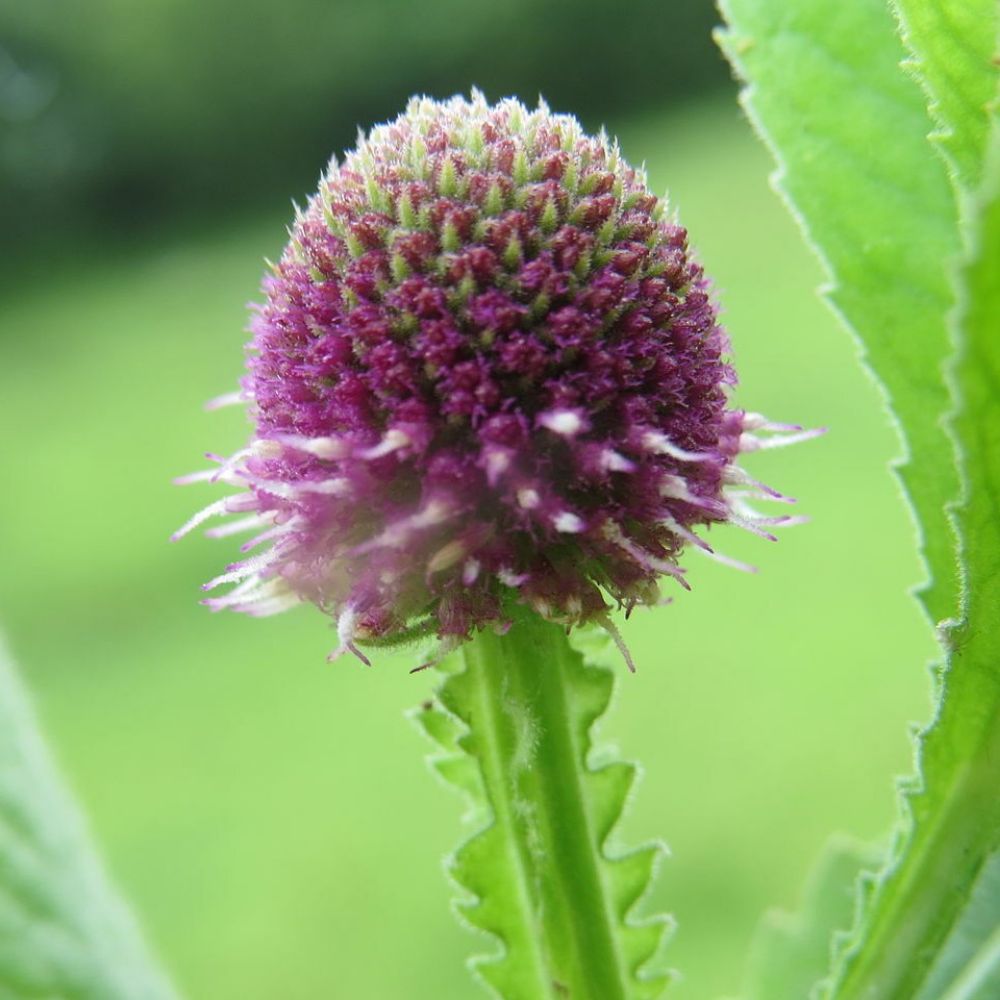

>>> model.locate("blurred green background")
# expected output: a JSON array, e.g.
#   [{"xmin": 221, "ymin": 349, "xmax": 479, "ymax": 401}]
[{"xmin": 0, "ymin": 2, "xmax": 934, "ymax": 998}]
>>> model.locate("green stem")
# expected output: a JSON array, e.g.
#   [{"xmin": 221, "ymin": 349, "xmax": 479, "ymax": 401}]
[
  {"xmin": 423, "ymin": 610, "xmax": 667, "ymax": 1000},
  {"xmin": 463, "ymin": 621, "xmax": 627, "ymax": 998}
]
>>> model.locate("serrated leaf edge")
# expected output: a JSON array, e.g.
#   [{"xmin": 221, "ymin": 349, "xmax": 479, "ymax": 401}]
[{"xmin": 410, "ymin": 623, "xmax": 673, "ymax": 999}]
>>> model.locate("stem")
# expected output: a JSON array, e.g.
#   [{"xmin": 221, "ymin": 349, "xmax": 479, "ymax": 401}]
[
  {"xmin": 463, "ymin": 620, "xmax": 627, "ymax": 998},
  {"xmin": 425, "ymin": 609, "xmax": 667, "ymax": 999}
]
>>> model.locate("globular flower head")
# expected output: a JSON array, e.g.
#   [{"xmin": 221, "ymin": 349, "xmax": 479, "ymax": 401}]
[{"xmin": 175, "ymin": 93, "xmax": 818, "ymax": 663}]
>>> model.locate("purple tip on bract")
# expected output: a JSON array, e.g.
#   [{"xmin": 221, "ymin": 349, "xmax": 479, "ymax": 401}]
[{"xmin": 176, "ymin": 92, "xmax": 818, "ymax": 658}]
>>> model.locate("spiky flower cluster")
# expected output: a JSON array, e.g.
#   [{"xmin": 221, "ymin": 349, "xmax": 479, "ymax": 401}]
[{"xmin": 175, "ymin": 93, "xmax": 816, "ymax": 663}]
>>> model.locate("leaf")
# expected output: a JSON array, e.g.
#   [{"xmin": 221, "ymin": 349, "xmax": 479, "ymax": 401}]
[
  {"xmin": 940, "ymin": 929, "xmax": 1000, "ymax": 1000},
  {"xmin": 412, "ymin": 612, "xmax": 670, "ymax": 1000},
  {"xmin": 907, "ymin": 121, "xmax": 1000, "ymax": 1000},
  {"xmin": 916, "ymin": 850, "xmax": 1000, "ymax": 1000},
  {"xmin": 740, "ymin": 837, "xmax": 883, "ymax": 1000},
  {"xmin": 717, "ymin": 0, "xmax": 1000, "ymax": 995},
  {"xmin": 0, "ymin": 636, "xmax": 179, "ymax": 999},
  {"xmin": 717, "ymin": 0, "xmax": 961, "ymax": 629},
  {"xmin": 826, "ymin": 16, "xmax": 1000, "ymax": 1000},
  {"xmin": 892, "ymin": 0, "xmax": 999, "ymax": 192}
]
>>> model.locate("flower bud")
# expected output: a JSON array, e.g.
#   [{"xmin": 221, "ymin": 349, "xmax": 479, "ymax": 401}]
[{"xmin": 176, "ymin": 93, "xmax": 819, "ymax": 661}]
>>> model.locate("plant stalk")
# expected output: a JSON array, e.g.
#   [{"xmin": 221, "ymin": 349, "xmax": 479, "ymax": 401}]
[{"xmin": 427, "ymin": 609, "xmax": 666, "ymax": 999}]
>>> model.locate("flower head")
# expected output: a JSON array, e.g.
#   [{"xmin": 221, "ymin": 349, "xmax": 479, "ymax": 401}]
[{"xmin": 175, "ymin": 93, "xmax": 819, "ymax": 663}]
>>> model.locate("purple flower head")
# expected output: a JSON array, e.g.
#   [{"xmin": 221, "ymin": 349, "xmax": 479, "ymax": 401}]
[{"xmin": 175, "ymin": 93, "xmax": 820, "ymax": 664}]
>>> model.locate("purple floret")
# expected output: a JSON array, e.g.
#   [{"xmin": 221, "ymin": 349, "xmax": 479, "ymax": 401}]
[{"xmin": 175, "ymin": 93, "xmax": 819, "ymax": 661}]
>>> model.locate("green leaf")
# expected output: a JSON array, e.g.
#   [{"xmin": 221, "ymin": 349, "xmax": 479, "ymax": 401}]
[
  {"xmin": 940, "ymin": 930, "xmax": 1000, "ymax": 1000},
  {"xmin": 740, "ymin": 837, "xmax": 884, "ymax": 1000},
  {"xmin": 0, "ymin": 637, "xmax": 178, "ymax": 999},
  {"xmin": 892, "ymin": 0, "xmax": 999, "ymax": 192},
  {"xmin": 413, "ymin": 611, "xmax": 670, "ymax": 1000},
  {"xmin": 828, "ymin": 103, "xmax": 1000, "ymax": 1000},
  {"xmin": 716, "ymin": 0, "xmax": 961, "ymax": 627},
  {"xmin": 912, "ymin": 124, "xmax": 1000, "ymax": 1000},
  {"xmin": 718, "ymin": 0, "xmax": 1000, "ymax": 995},
  {"xmin": 916, "ymin": 849, "xmax": 1000, "ymax": 1000}
]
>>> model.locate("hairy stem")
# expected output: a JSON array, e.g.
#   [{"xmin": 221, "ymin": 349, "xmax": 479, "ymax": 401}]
[
  {"xmin": 422, "ymin": 610, "xmax": 667, "ymax": 999},
  {"xmin": 463, "ymin": 622, "xmax": 626, "ymax": 997}
]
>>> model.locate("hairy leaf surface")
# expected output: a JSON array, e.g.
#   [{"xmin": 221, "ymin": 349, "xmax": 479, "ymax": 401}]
[
  {"xmin": 0, "ymin": 638, "xmax": 178, "ymax": 999},
  {"xmin": 893, "ymin": 0, "xmax": 998, "ymax": 192}
]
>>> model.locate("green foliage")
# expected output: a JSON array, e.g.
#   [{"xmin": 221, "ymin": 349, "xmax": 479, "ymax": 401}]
[
  {"xmin": 718, "ymin": 0, "xmax": 1000, "ymax": 996},
  {"xmin": 0, "ymin": 639, "xmax": 177, "ymax": 999},
  {"xmin": 414, "ymin": 612, "xmax": 669, "ymax": 999},
  {"xmin": 830, "ymin": 13, "xmax": 1000, "ymax": 1000},
  {"xmin": 717, "ymin": 0, "xmax": 960, "ymax": 627},
  {"xmin": 916, "ymin": 850, "xmax": 1000, "ymax": 999},
  {"xmin": 741, "ymin": 838, "xmax": 883, "ymax": 1000},
  {"xmin": 892, "ymin": 0, "xmax": 998, "ymax": 191},
  {"xmin": 908, "ymin": 122, "xmax": 1000, "ymax": 1000}
]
